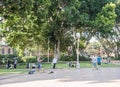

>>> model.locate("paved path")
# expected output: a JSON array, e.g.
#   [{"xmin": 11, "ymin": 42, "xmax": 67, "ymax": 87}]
[{"xmin": 0, "ymin": 68, "xmax": 120, "ymax": 87}]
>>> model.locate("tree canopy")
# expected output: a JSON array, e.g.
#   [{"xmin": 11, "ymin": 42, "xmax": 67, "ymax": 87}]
[{"xmin": 1, "ymin": 0, "xmax": 119, "ymax": 58}]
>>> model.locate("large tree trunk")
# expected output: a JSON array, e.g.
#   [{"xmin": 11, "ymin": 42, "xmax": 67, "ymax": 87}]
[
  {"xmin": 54, "ymin": 37, "xmax": 60, "ymax": 60},
  {"xmin": 58, "ymin": 38, "xmax": 60, "ymax": 59},
  {"xmin": 56, "ymin": 38, "xmax": 60, "ymax": 59}
]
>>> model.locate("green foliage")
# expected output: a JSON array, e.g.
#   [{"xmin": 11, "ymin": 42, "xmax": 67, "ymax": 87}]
[
  {"xmin": 114, "ymin": 56, "xmax": 120, "ymax": 60},
  {"xmin": 60, "ymin": 55, "xmax": 90, "ymax": 61},
  {"xmin": 0, "ymin": 54, "xmax": 19, "ymax": 64},
  {"xmin": 21, "ymin": 56, "xmax": 53, "ymax": 63},
  {"xmin": 115, "ymin": 1, "xmax": 120, "ymax": 23},
  {"xmin": 60, "ymin": 55, "xmax": 75, "ymax": 61},
  {"xmin": 41, "ymin": 55, "xmax": 53, "ymax": 62},
  {"xmin": 2, "ymin": 0, "xmax": 45, "ymax": 56},
  {"xmin": 93, "ymin": 3, "xmax": 117, "ymax": 35},
  {"xmin": 21, "ymin": 56, "xmax": 37, "ymax": 63},
  {"xmin": 1, "ymin": 0, "xmax": 118, "ymax": 59}
]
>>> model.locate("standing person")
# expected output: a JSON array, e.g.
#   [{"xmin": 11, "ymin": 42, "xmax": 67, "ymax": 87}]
[
  {"xmin": 91, "ymin": 55, "xmax": 97, "ymax": 70},
  {"xmin": 14, "ymin": 59, "xmax": 17, "ymax": 69},
  {"xmin": 97, "ymin": 55, "xmax": 102, "ymax": 70},
  {"xmin": 7, "ymin": 59, "xmax": 11, "ymax": 69},
  {"xmin": 52, "ymin": 57, "xmax": 57, "ymax": 69},
  {"xmin": 37, "ymin": 56, "xmax": 43, "ymax": 72},
  {"xmin": 26, "ymin": 62, "xmax": 30, "ymax": 69},
  {"xmin": 48, "ymin": 56, "xmax": 57, "ymax": 74}
]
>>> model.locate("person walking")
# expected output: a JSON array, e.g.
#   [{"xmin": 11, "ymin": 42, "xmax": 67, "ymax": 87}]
[
  {"xmin": 52, "ymin": 57, "xmax": 57, "ymax": 69},
  {"xmin": 7, "ymin": 59, "xmax": 11, "ymax": 69},
  {"xmin": 91, "ymin": 55, "xmax": 97, "ymax": 70},
  {"xmin": 97, "ymin": 55, "xmax": 102, "ymax": 70},
  {"xmin": 14, "ymin": 59, "xmax": 17, "ymax": 69}
]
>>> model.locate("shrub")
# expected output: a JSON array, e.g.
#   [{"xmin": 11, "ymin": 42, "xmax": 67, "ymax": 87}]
[
  {"xmin": 39, "ymin": 55, "xmax": 53, "ymax": 62},
  {"xmin": 60, "ymin": 55, "xmax": 90, "ymax": 61},
  {"xmin": 79, "ymin": 56, "xmax": 90, "ymax": 61},
  {"xmin": 0, "ymin": 54, "xmax": 18, "ymax": 64},
  {"xmin": 114, "ymin": 56, "xmax": 120, "ymax": 60},
  {"xmin": 21, "ymin": 56, "xmax": 37, "ymax": 63},
  {"xmin": 60, "ymin": 55, "xmax": 74, "ymax": 61}
]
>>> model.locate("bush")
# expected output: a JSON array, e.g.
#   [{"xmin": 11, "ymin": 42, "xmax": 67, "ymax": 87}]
[
  {"xmin": 60, "ymin": 55, "xmax": 74, "ymax": 61},
  {"xmin": 21, "ymin": 56, "xmax": 37, "ymax": 63},
  {"xmin": 60, "ymin": 55, "xmax": 90, "ymax": 61},
  {"xmin": 79, "ymin": 56, "xmax": 90, "ymax": 61},
  {"xmin": 114, "ymin": 56, "xmax": 120, "ymax": 60},
  {"xmin": 39, "ymin": 55, "xmax": 53, "ymax": 62},
  {"xmin": 0, "ymin": 54, "xmax": 18, "ymax": 64}
]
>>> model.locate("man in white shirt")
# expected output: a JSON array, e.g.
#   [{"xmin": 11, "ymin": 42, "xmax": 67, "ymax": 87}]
[
  {"xmin": 91, "ymin": 55, "xmax": 97, "ymax": 70},
  {"xmin": 52, "ymin": 58, "xmax": 57, "ymax": 69}
]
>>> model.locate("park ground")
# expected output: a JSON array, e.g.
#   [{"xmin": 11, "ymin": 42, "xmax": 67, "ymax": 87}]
[
  {"xmin": 0, "ymin": 67, "xmax": 120, "ymax": 87},
  {"xmin": 1, "ymin": 61, "xmax": 120, "ymax": 75}
]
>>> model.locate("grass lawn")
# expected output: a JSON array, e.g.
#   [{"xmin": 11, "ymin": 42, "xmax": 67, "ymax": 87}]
[{"xmin": 0, "ymin": 61, "xmax": 120, "ymax": 75}]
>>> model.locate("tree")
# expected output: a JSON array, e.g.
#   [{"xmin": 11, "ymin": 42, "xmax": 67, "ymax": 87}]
[
  {"xmin": 44, "ymin": 0, "xmax": 82, "ymax": 59},
  {"xmin": 94, "ymin": 3, "xmax": 119, "ymax": 58},
  {"xmin": 2, "ymin": 0, "xmax": 45, "ymax": 54},
  {"xmin": 114, "ymin": 0, "xmax": 120, "ymax": 58},
  {"xmin": 1, "ymin": 0, "xmax": 118, "ymax": 59}
]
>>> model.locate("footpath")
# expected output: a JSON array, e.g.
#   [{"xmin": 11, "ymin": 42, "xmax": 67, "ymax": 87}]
[{"xmin": 0, "ymin": 68, "xmax": 120, "ymax": 87}]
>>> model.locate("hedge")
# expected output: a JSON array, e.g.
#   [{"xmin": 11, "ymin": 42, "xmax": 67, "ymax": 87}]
[
  {"xmin": 0, "ymin": 54, "xmax": 20, "ymax": 64},
  {"xmin": 60, "ymin": 55, "xmax": 90, "ymax": 61},
  {"xmin": 21, "ymin": 56, "xmax": 37, "ymax": 63}
]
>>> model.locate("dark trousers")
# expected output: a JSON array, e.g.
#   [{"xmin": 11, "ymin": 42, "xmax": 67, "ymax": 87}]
[
  {"xmin": 7, "ymin": 64, "xmax": 10, "ymax": 69},
  {"xmin": 53, "ymin": 63, "xmax": 56, "ymax": 69},
  {"xmin": 14, "ymin": 64, "xmax": 17, "ymax": 68}
]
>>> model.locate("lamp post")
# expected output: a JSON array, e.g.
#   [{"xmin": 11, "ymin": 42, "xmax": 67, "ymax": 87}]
[{"xmin": 76, "ymin": 32, "xmax": 80, "ymax": 68}]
